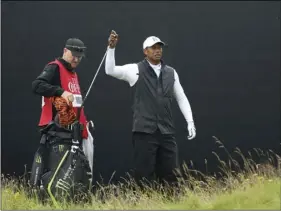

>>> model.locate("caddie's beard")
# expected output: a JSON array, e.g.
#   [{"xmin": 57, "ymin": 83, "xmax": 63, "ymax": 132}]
[{"xmin": 71, "ymin": 62, "xmax": 79, "ymax": 68}]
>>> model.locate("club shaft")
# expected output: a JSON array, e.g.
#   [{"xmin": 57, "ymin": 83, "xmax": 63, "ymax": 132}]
[
  {"xmin": 76, "ymin": 48, "xmax": 108, "ymax": 120},
  {"xmin": 82, "ymin": 48, "xmax": 108, "ymax": 106}
]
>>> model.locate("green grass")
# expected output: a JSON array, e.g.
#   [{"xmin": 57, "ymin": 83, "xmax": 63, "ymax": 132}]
[
  {"xmin": 169, "ymin": 176, "xmax": 280, "ymax": 210},
  {"xmin": 2, "ymin": 137, "xmax": 281, "ymax": 210}
]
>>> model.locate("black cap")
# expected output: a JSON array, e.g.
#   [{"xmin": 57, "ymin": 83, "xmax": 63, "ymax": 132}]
[{"xmin": 65, "ymin": 38, "xmax": 86, "ymax": 57}]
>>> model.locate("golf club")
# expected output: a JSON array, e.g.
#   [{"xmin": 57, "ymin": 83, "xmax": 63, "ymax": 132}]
[{"xmin": 76, "ymin": 47, "xmax": 108, "ymax": 119}]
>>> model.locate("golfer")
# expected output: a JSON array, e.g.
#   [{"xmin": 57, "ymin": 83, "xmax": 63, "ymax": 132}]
[{"xmin": 105, "ymin": 30, "xmax": 196, "ymax": 187}]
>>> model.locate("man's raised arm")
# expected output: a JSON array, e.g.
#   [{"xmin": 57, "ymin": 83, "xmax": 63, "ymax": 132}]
[{"xmin": 105, "ymin": 30, "xmax": 138, "ymax": 87}]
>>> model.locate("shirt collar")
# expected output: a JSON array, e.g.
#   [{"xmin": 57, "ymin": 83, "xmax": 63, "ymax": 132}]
[
  {"xmin": 144, "ymin": 58, "xmax": 165, "ymax": 69},
  {"xmin": 57, "ymin": 57, "xmax": 75, "ymax": 72}
]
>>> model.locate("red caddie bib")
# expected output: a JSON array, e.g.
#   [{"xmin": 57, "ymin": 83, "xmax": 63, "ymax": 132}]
[{"xmin": 38, "ymin": 59, "xmax": 88, "ymax": 139}]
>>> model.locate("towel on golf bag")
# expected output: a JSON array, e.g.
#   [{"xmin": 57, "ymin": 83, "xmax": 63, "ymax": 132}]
[
  {"xmin": 82, "ymin": 125, "xmax": 94, "ymax": 174},
  {"xmin": 50, "ymin": 96, "xmax": 77, "ymax": 127},
  {"xmin": 50, "ymin": 96, "xmax": 94, "ymax": 173},
  {"xmin": 29, "ymin": 96, "xmax": 95, "ymax": 203}
]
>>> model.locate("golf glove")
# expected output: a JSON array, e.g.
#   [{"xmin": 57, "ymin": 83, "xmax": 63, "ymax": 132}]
[{"xmin": 187, "ymin": 121, "xmax": 196, "ymax": 140}]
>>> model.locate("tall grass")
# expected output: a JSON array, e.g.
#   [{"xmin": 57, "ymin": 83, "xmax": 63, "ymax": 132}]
[{"xmin": 1, "ymin": 136, "xmax": 280, "ymax": 210}]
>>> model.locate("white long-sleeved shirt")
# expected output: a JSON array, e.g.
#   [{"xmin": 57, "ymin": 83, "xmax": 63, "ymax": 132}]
[{"xmin": 105, "ymin": 47, "xmax": 194, "ymax": 124}]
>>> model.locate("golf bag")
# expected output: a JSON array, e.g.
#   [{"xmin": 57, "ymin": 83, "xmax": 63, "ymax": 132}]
[{"xmin": 29, "ymin": 120, "xmax": 94, "ymax": 204}]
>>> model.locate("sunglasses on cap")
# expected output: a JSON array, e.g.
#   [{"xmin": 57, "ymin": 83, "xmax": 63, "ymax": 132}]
[{"xmin": 66, "ymin": 45, "xmax": 86, "ymax": 58}]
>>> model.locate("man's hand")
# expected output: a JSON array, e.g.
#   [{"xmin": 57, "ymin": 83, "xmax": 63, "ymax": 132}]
[
  {"xmin": 61, "ymin": 91, "xmax": 74, "ymax": 105},
  {"xmin": 187, "ymin": 121, "xmax": 196, "ymax": 140},
  {"xmin": 108, "ymin": 30, "xmax": 118, "ymax": 49}
]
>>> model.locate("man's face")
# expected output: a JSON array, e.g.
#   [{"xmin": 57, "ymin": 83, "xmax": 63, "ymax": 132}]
[
  {"xmin": 63, "ymin": 48, "xmax": 82, "ymax": 69},
  {"xmin": 144, "ymin": 43, "xmax": 163, "ymax": 63}
]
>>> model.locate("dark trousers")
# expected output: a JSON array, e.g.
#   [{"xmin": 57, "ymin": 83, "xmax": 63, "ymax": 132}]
[{"xmin": 132, "ymin": 129, "xmax": 179, "ymax": 188}]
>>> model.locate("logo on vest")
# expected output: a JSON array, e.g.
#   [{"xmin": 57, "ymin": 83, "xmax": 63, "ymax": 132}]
[{"xmin": 68, "ymin": 78, "xmax": 80, "ymax": 93}]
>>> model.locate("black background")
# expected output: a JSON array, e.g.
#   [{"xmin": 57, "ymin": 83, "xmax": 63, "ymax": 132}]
[{"xmin": 1, "ymin": 1, "xmax": 280, "ymax": 183}]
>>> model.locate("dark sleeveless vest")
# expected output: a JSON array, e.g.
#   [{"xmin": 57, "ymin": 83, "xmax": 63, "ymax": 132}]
[{"xmin": 131, "ymin": 59, "xmax": 175, "ymax": 134}]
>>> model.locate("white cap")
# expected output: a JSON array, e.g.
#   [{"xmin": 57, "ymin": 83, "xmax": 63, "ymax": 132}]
[{"xmin": 143, "ymin": 36, "xmax": 166, "ymax": 49}]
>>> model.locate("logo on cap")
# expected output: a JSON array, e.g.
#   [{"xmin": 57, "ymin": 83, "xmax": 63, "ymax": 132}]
[{"xmin": 152, "ymin": 37, "xmax": 158, "ymax": 42}]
